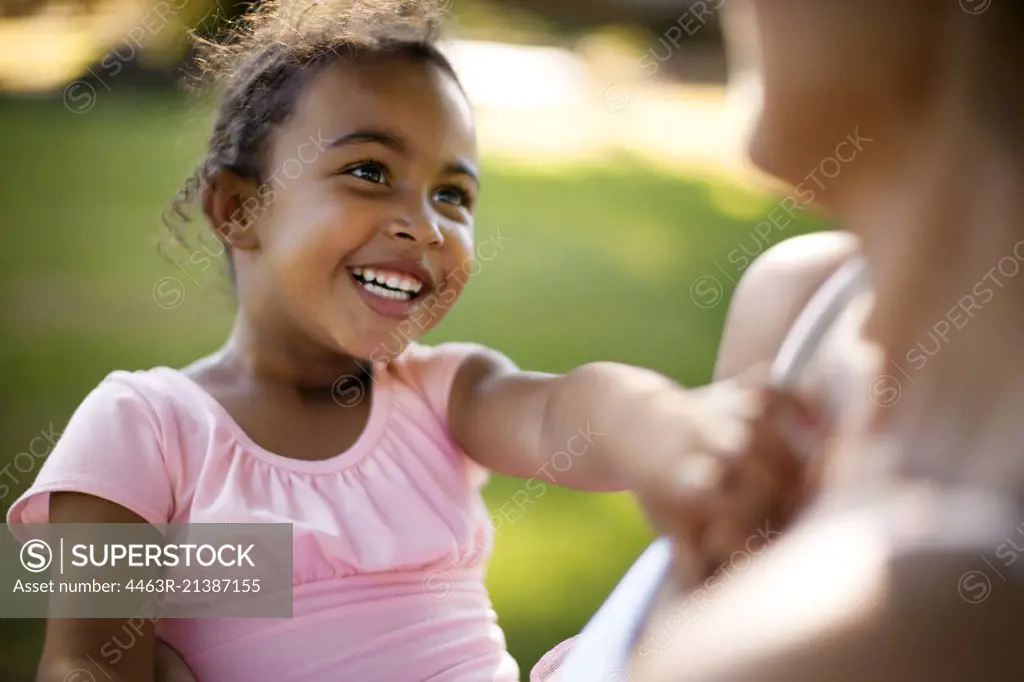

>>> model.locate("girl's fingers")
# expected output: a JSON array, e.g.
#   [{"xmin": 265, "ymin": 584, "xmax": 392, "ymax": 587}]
[
  {"xmin": 687, "ymin": 390, "xmax": 815, "ymax": 575},
  {"xmin": 693, "ymin": 414, "xmax": 801, "ymax": 522},
  {"xmin": 634, "ymin": 382, "xmax": 823, "ymax": 584},
  {"xmin": 693, "ymin": 383, "xmax": 763, "ymax": 426},
  {"xmin": 642, "ymin": 418, "xmax": 797, "ymax": 542},
  {"xmin": 693, "ymin": 410, "xmax": 752, "ymax": 456},
  {"xmin": 702, "ymin": 519, "xmax": 758, "ymax": 575},
  {"xmin": 698, "ymin": 491, "xmax": 780, "ymax": 577},
  {"xmin": 628, "ymin": 449, "xmax": 722, "ymax": 514},
  {"xmin": 639, "ymin": 486, "xmax": 729, "ymax": 552},
  {"xmin": 709, "ymin": 388, "xmax": 820, "ymax": 503},
  {"xmin": 719, "ymin": 454, "xmax": 779, "ymax": 520},
  {"xmin": 761, "ymin": 387, "xmax": 827, "ymax": 461},
  {"xmin": 633, "ymin": 449, "xmax": 726, "ymax": 518}
]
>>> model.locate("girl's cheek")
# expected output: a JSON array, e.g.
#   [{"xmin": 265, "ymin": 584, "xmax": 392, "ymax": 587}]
[
  {"xmin": 295, "ymin": 205, "xmax": 362, "ymax": 258},
  {"xmin": 445, "ymin": 232, "xmax": 476, "ymax": 278},
  {"xmin": 266, "ymin": 223, "xmax": 344, "ymax": 292}
]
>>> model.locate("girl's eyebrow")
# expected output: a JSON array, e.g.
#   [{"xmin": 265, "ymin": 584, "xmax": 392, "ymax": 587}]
[
  {"xmin": 445, "ymin": 162, "xmax": 479, "ymax": 188},
  {"xmin": 327, "ymin": 128, "xmax": 408, "ymax": 153}
]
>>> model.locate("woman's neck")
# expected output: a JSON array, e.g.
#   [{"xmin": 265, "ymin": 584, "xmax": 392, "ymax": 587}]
[{"xmin": 842, "ymin": 119, "xmax": 1024, "ymax": 491}]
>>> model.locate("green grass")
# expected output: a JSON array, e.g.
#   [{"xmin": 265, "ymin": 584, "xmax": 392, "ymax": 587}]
[{"xmin": 0, "ymin": 90, "xmax": 828, "ymax": 680}]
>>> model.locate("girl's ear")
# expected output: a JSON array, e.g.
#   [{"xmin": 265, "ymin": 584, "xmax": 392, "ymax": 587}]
[{"xmin": 201, "ymin": 168, "xmax": 262, "ymax": 252}]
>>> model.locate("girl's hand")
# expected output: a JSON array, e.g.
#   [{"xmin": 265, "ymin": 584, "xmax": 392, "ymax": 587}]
[{"xmin": 625, "ymin": 372, "xmax": 824, "ymax": 581}]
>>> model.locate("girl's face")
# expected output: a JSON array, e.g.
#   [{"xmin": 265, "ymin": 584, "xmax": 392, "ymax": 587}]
[
  {"xmin": 733, "ymin": 1, "xmax": 940, "ymax": 207},
  {"xmin": 227, "ymin": 56, "xmax": 479, "ymax": 362}
]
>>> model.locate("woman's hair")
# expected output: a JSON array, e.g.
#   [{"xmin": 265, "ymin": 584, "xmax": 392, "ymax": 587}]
[
  {"xmin": 967, "ymin": 2, "xmax": 1024, "ymax": 151},
  {"xmin": 163, "ymin": 0, "xmax": 461, "ymax": 281}
]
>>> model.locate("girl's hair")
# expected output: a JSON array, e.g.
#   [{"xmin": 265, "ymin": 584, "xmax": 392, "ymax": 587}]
[{"xmin": 163, "ymin": 0, "xmax": 461, "ymax": 282}]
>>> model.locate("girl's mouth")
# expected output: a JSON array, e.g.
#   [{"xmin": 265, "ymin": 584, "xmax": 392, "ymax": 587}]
[{"xmin": 350, "ymin": 267, "xmax": 425, "ymax": 303}]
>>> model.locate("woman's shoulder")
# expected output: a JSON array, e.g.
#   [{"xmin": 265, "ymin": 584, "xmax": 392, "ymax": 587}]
[
  {"xmin": 715, "ymin": 230, "xmax": 861, "ymax": 379},
  {"xmin": 637, "ymin": 486, "xmax": 1024, "ymax": 682}
]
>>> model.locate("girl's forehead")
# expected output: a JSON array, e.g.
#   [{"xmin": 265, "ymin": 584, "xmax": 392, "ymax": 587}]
[{"xmin": 275, "ymin": 57, "xmax": 477, "ymax": 161}]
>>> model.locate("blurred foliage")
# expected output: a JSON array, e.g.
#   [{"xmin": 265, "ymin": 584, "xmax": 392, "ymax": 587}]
[
  {"xmin": 0, "ymin": 92, "xmax": 825, "ymax": 680},
  {"xmin": 1, "ymin": 0, "xmax": 682, "ymax": 74}
]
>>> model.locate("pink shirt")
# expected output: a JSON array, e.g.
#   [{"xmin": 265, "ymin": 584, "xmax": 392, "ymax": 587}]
[{"xmin": 8, "ymin": 342, "xmax": 520, "ymax": 682}]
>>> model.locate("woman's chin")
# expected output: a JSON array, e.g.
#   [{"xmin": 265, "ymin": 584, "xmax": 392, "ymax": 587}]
[{"xmin": 745, "ymin": 116, "xmax": 790, "ymax": 185}]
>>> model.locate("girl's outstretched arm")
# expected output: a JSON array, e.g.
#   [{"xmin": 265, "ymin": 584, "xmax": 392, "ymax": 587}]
[
  {"xmin": 447, "ymin": 346, "xmax": 804, "ymax": 513},
  {"xmin": 448, "ymin": 234, "xmax": 852, "ymax": 495},
  {"xmin": 448, "ymin": 347, "xmax": 684, "ymax": 491}
]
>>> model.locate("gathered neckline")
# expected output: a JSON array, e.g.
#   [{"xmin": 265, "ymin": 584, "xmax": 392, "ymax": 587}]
[{"xmin": 153, "ymin": 366, "xmax": 392, "ymax": 474}]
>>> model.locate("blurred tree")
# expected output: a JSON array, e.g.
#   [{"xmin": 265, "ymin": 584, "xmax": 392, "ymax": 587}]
[
  {"xmin": 0, "ymin": 0, "xmax": 99, "ymax": 17},
  {"xmin": 2, "ymin": 0, "xmax": 716, "ymax": 37},
  {"xmin": 484, "ymin": 0, "xmax": 716, "ymax": 35}
]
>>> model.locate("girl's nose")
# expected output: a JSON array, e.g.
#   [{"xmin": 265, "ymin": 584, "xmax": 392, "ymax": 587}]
[{"xmin": 387, "ymin": 214, "xmax": 444, "ymax": 247}]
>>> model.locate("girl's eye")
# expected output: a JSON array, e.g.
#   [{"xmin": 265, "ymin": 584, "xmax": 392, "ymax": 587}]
[
  {"xmin": 434, "ymin": 187, "xmax": 472, "ymax": 208},
  {"xmin": 343, "ymin": 161, "xmax": 389, "ymax": 185}
]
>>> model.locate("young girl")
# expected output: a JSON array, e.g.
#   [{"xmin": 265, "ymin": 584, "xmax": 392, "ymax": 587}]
[{"xmin": 8, "ymin": 1, "xmax": 804, "ymax": 680}]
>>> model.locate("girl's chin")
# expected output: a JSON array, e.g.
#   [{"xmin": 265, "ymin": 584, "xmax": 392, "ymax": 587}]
[{"xmin": 327, "ymin": 328, "xmax": 413, "ymax": 365}]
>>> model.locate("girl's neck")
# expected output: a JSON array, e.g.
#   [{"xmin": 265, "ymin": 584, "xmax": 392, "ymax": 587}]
[
  {"xmin": 841, "ymin": 113, "xmax": 1024, "ymax": 493},
  {"xmin": 215, "ymin": 312, "xmax": 369, "ymax": 394}
]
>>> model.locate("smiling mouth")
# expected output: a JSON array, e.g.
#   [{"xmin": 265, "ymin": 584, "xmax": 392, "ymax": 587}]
[{"xmin": 350, "ymin": 267, "xmax": 426, "ymax": 302}]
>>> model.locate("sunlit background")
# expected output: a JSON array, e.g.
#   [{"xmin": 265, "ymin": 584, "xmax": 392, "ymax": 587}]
[{"xmin": 0, "ymin": 0, "xmax": 828, "ymax": 678}]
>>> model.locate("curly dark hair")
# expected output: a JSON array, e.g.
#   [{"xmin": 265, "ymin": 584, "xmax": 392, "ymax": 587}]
[{"xmin": 162, "ymin": 0, "xmax": 461, "ymax": 283}]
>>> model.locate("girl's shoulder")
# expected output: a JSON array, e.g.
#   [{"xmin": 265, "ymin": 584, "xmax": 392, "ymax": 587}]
[
  {"xmin": 78, "ymin": 365, "xmax": 229, "ymax": 430},
  {"xmin": 385, "ymin": 340, "xmax": 496, "ymax": 421},
  {"xmin": 46, "ymin": 366, "xmax": 198, "ymax": 451},
  {"xmin": 385, "ymin": 341, "xmax": 505, "ymax": 491},
  {"xmin": 5, "ymin": 366, "xmax": 197, "ymax": 528},
  {"xmin": 389, "ymin": 340, "xmax": 492, "ymax": 374}
]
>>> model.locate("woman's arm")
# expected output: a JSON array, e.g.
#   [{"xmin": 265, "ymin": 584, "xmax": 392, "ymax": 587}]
[{"xmin": 37, "ymin": 492, "xmax": 196, "ymax": 682}]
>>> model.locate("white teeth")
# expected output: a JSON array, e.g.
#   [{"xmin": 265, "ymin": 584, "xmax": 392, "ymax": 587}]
[
  {"xmin": 352, "ymin": 267, "xmax": 425, "ymax": 298},
  {"xmin": 360, "ymin": 281, "xmax": 412, "ymax": 302}
]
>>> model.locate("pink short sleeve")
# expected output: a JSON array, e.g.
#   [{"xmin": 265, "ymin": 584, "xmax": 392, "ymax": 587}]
[
  {"xmin": 392, "ymin": 341, "xmax": 504, "ymax": 489},
  {"xmin": 6, "ymin": 373, "xmax": 175, "ymax": 527}
]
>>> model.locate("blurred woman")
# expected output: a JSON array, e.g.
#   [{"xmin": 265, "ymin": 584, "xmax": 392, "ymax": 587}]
[{"xmin": 628, "ymin": 2, "xmax": 1024, "ymax": 680}]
